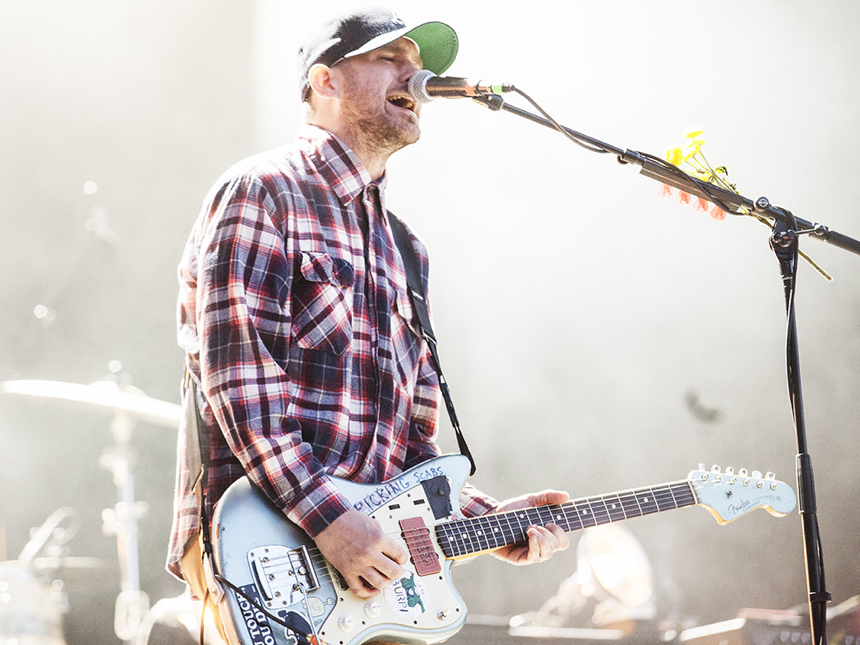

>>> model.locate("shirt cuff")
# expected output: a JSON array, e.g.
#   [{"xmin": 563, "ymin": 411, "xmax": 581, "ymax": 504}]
[
  {"xmin": 283, "ymin": 473, "xmax": 354, "ymax": 539},
  {"xmin": 458, "ymin": 483, "xmax": 500, "ymax": 518}
]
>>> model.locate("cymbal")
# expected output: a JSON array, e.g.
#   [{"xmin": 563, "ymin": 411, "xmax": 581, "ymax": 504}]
[{"xmin": 0, "ymin": 379, "xmax": 181, "ymax": 428}]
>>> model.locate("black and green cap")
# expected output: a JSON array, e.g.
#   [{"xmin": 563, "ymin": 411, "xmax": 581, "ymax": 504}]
[{"xmin": 298, "ymin": 7, "xmax": 458, "ymax": 100}]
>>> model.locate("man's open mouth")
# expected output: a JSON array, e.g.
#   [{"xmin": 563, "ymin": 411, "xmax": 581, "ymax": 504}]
[{"xmin": 387, "ymin": 95, "xmax": 416, "ymax": 112}]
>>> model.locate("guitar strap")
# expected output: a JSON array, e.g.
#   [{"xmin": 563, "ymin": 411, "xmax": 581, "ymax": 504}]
[
  {"xmin": 180, "ymin": 212, "xmax": 476, "ymax": 642},
  {"xmin": 388, "ymin": 211, "xmax": 477, "ymax": 476},
  {"xmin": 185, "ymin": 373, "xmax": 310, "ymax": 643},
  {"xmin": 183, "ymin": 369, "xmax": 224, "ymax": 604}
]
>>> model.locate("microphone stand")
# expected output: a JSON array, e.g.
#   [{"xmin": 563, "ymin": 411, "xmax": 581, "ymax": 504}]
[{"xmin": 471, "ymin": 93, "xmax": 860, "ymax": 645}]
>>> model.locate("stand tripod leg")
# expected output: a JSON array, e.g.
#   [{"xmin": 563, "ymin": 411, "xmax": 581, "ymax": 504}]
[{"xmin": 100, "ymin": 412, "xmax": 150, "ymax": 644}]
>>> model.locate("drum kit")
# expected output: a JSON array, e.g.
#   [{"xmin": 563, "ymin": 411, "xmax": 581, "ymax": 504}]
[{"xmin": 0, "ymin": 378, "xmax": 216, "ymax": 645}]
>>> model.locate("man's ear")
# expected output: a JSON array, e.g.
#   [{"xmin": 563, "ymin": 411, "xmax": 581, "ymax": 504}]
[{"xmin": 307, "ymin": 63, "xmax": 341, "ymax": 100}]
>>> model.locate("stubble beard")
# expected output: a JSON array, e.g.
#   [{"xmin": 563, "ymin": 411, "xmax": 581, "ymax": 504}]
[{"xmin": 340, "ymin": 88, "xmax": 420, "ymax": 163}]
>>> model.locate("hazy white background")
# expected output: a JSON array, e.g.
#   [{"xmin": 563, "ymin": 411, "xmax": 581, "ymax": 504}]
[{"xmin": 1, "ymin": 1, "xmax": 858, "ymax": 643}]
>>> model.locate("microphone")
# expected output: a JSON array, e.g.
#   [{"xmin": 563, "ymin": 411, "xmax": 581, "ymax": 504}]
[{"xmin": 408, "ymin": 70, "xmax": 514, "ymax": 104}]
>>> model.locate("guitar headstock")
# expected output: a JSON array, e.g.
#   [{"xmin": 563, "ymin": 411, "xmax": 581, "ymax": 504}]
[{"xmin": 689, "ymin": 465, "xmax": 796, "ymax": 524}]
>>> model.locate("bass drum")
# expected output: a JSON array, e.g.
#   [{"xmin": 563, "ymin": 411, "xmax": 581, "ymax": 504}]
[{"xmin": 0, "ymin": 561, "xmax": 67, "ymax": 645}]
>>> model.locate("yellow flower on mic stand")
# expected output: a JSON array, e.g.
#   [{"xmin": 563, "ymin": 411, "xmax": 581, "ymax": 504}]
[{"xmin": 659, "ymin": 129, "xmax": 830, "ymax": 279}]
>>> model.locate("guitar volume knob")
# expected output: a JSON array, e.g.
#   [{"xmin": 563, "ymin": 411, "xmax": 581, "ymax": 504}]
[
  {"xmin": 338, "ymin": 615, "xmax": 355, "ymax": 632},
  {"xmin": 364, "ymin": 601, "xmax": 382, "ymax": 619}
]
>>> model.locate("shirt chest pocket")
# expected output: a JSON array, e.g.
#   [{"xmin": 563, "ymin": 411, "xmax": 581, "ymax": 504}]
[{"xmin": 291, "ymin": 252, "xmax": 355, "ymax": 356}]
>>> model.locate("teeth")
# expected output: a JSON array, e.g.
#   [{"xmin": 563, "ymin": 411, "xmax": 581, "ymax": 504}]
[{"xmin": 388, "ymin": 96, "xmax": 415, "ymax": 110}]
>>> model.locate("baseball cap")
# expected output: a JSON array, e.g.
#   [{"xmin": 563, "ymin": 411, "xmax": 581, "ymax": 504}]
[{"xmin": 298, "ymin": 7, "xmax": 459, "ymax": 100}]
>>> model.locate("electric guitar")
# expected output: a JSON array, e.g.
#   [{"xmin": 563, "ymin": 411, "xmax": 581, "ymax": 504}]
[{"xmin": 211, "ymin": 455, "xmax": 796, "ymax": 645}]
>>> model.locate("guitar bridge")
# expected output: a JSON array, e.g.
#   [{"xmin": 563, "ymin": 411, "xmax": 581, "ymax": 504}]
[{"xmin": 248, "ymin": 545, "xmax": 320, "ymax": 608}]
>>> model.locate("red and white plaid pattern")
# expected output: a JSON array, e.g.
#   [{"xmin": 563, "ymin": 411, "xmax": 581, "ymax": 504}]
[{"xmin": 167, "ymin": 126, "xmax": 497, "ymax": 580}]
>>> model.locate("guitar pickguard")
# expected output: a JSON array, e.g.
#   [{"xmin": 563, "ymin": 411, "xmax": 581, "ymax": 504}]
[{"xmin": 212, "ymin": 455, "xmax": 472, "ymax": 645}]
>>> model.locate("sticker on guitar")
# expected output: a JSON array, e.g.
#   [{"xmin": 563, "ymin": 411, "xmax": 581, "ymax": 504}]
[
  {"xmin": 383, "ymin": 571, "xmax": 429, "ymax": 617},
  {"xmin": 352, "ymin": 464, "xmax": 446, "ymax": 515},
  {"xmin": 212, "ymin": 455, "xmax": 797, "ymax": 645}
]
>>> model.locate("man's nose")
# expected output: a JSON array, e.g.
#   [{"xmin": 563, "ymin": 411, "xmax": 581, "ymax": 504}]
[{"xmin": 400, "ymin": 60, "xmax": 421, "ymax": 82}]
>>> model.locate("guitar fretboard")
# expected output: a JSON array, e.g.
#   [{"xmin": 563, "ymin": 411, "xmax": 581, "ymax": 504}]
[{"xmin": 435, "ymin": 480, "xmax": 696, "ymax": 558}]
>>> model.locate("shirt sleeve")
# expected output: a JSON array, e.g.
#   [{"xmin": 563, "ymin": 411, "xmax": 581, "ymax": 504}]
[{"xmin": 195, "ymin": 172, "xmax": 352, "ymax": 539}]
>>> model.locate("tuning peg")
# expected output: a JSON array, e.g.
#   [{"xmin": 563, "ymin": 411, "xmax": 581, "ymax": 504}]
[
  {"xmin": 711, "ymin": 465, "xmax": 721, "ymax": 473},
  {"xmin": 752, "ymin": 470, "xmax": 762, "ymax": 479},
  {"xmin": 739, "ymin": 468, "xmax": 748, "ymax": 477},
  {"xmin": 725, "ymin": 466, "xmax": 735, "ymax": 475},
  {"xmin": 766, "ymin": 472, "xmax": 776, "ymax": 480}
]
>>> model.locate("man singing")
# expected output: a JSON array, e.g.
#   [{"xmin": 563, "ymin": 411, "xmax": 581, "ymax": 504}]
[{"xmin": 168, "ymin": 8, "xmax": 569, "ymax": 643}]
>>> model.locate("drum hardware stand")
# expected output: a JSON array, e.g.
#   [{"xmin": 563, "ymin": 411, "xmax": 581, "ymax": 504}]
[
  {"xmin": 0, "ymin": 376, "xmax": 182, "ymax": 643},
  {"xmin": 100, "ymin": 410, "xmax": 150, "ymax": 643}
]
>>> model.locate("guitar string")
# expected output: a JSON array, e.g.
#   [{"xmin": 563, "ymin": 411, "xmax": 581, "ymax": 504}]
[
  {"xmin": 243, "ymin": 475, "xmax": 774, "ymax": 595},
  {"xmin": 252, "ymin": 480, "xmax": 710, "ymax": 594},
  {"xmin": 275, "ymin": 496, "xmax": 670, "ymax": 590},
  {"xmin": 317, "ymin": 481, "xmax": 694, "ymax": 547},
  {"xmin": 294, "ymin": 480, "xmax": 695, "ymax": 570},
  {"xmin": 260, "ymin": 471, "xmax": 764, "ymax": 565},
  {"xmin": 288, "ymin": 479, "xmax": 698, "ymax": 570}
]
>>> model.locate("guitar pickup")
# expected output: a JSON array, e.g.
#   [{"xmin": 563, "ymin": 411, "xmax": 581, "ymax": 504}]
[{"xmin": 399, "ymin": 517, "xmax": 442, "ymax": 576}]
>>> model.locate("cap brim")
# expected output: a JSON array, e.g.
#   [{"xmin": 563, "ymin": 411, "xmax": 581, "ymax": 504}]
[{"xmin": 344, "ymin": 21, "xmax": 458, "ymax": 76}]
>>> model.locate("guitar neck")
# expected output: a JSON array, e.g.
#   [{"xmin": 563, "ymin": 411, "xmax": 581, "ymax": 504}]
[{"xmin": 436, "ymin": 480, "xmax": 696, "ymax": 559}]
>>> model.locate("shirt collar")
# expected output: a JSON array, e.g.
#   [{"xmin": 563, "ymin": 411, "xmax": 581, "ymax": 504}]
[{"xmin": 297, "ymin": 125, "xmax": 388, "ymax": 205}]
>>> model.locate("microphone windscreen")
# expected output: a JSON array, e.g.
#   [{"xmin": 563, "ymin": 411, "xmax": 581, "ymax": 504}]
[{"xmin": 408, "ymin": 70, "xmax": 437, "ymax": 104}]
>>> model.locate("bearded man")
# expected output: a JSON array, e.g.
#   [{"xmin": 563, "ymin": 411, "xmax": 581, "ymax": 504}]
[{"xmin": 168, "ymin": 8, "xmax": 568, "ymax": 644}]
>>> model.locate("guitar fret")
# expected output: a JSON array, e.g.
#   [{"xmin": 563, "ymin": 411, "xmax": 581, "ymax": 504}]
[
  {"xmin": 487, "ymin": 516, "xmax": 505, "ymax": 549},
  {"xmin": 604, "ymin": 494, "xmax": 628, "ymax": 522},
  {"xmin": 635, "ymin": 488, "xmax": 657, "ymax": 514},
  {"xmin": 506, "ymin": 511, "xmax": 523, "ymax": 543},
  {"xmin": 476, "ymin": 515, "xmax": 494, "ymax": 551},
  {"xmin": 620, "ymin": 490, "xmax": 642, "ymax": 518},
  {"xmin": 435, "ymin": 480, "xmax": 702, "ymax": 559},
  {"xmin": 513, "ymin": 509, "xmax": 530, "ymax": 543},
  {"xmin": 588, "ymin": 496, "xmax": 612, "ymax": 525},
  {"xmin": 562, "ymin": 503, "xmax": 583, "ymax": 532},
  {"xmin": 552, "ymin": 505, "xmax": 573, "ymax": 532},
  {"xmin": 525, "ymin": 507, "xmax": 543, "ymax": 529},
  {"xmin": 574, "ymin": 499, "xmax": 596, "ymax": 528},
  {"xmin": 463, "ymin": 520, "xmax": 480, "ymax": 554},
  {"xmin": 540, "ymin": 505, "xmax": 563, "ymax": 531},
  {"xmin": 655, "ymin": 486, "xmax": 679, "ymax": 511},
  {"xmin": 441, "ymin": 523, "xmax": 462, "ymax": 558},
  {"xmin": 654, "ymin": 485, "xmax": 681, "ymax": 512},
  {"xmin": 671, "ymin": 482, "xmax": 696, "ymax": 507}
]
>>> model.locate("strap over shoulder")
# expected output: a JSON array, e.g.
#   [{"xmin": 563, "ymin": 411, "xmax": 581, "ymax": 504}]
[{"xmin": 388, "ymin": 211, "xmax": 477, "ymax": 476}]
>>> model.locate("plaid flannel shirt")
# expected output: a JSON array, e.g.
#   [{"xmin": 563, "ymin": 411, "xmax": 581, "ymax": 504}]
[{"xmin": 167, "ymin": 126, "xmax": 497, "ymax": 580}]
